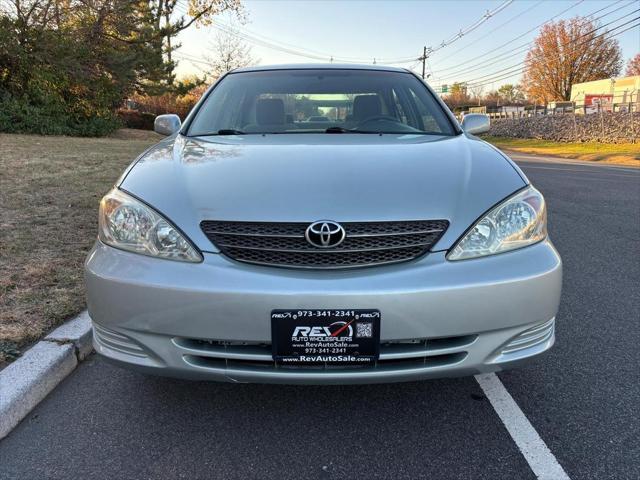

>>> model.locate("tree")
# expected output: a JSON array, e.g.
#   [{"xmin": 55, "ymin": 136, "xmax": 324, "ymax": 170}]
[
  {"xmin": 497, "ymin": 84, "xmax": 526, "ymax": 104},
  {"xmin": 626, "ymin": 54, "xmax": 640, "ymax": 76},
  {"xmin": 483, "ymin": 90, "xmax": 502, "ymax": 107},
  {"xmin": 0, "ymin": 0, "xmax": 244, "ymax": 135},
  {"xmin": 522, "ymin": 17, "xmax": 623, "ymax": 104},
  {"xmin": 0, "ymin": 0, "xmax": 244, "ymax": 90},
  {"xmin": 130, "ymin": 75, "xmax": 208, "ymax": 119},
  {"xmin": 443, "ymin": 82, "xmax": 471, "ymax": 109},
  {"xmin": 0, "ymin": 0, "xmax": 165, "ymax": 134},
  {"xmin": 148, "ymin": 0, "xmax": 244, "ymax": 83},
  {"xmin": 449, "ymin": 82, "xmax": 467, "ymax": 97},
  {"xmin": 468, "ymin": 85, "xmax": 484, "ymax": 106},
  {"xmin": 206, "ymin": 26, "xmax": 256, "ymax": 79}
]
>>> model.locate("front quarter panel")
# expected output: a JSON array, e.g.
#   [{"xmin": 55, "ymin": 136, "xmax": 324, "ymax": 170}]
[{"xmin": 478, "ymin": 137, "xmax": 529, "ymax": 184}]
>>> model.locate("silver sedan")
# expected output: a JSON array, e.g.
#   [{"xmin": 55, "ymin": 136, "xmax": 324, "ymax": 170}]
[{"xmin": 85, "ymin": 64, "xmax": 562, "ymax": 384}]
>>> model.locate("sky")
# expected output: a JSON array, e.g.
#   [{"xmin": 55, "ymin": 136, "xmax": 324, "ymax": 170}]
[{"xmin": 175, "ymin": 0, "xmax": 640, "ymax": 92}]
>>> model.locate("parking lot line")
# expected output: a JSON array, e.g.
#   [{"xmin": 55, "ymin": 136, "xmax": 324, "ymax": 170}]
[{"xmin": 475, "ymin": 373, "xmax": 570, "ymax": 480}]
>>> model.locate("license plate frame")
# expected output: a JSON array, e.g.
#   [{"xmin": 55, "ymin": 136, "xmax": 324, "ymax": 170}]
[{"xmin": 271, "ymin": 309, "xmax": 380, "ymax": 365}]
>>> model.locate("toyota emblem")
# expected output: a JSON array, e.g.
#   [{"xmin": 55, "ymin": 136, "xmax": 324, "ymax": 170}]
[{"xmin": 305, "ymin": 221, "xmax": 346, "ymax": 248}]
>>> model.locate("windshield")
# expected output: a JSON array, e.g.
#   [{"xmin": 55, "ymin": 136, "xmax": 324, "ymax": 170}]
[{"xmin": 187, "ymin": 69, "xmax": 457, "ymax": 136}]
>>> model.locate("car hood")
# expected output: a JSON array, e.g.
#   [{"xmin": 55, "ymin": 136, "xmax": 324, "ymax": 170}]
[{"xmin": 119, "ymin": 133, "xmax": 526, "ymax": 253}]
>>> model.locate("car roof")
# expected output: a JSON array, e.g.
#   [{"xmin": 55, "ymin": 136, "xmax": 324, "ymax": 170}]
[{"xmin": 231, "ymin": 63, "xmax": 411, "ymax": 74}]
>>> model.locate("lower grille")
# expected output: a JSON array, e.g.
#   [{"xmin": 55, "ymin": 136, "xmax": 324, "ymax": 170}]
[
  {"xmin": 200, "ymin": 220, "xmax": 449, "ymax": 269},
  {"xmin": 184, "ymin": 353, "xmax": 467, "ymax": 373},
  {"xmin": 173, "ymin": 335, "xmax": 475, "ymax": 373}
]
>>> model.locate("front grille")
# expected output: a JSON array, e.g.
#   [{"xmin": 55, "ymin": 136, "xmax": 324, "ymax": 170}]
[{"xmin": 200, "ymin": 220, "xmax": 449, "ymax": 269}]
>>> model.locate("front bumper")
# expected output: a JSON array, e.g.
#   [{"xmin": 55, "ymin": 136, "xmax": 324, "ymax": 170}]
[{"xmin": 85, "ymin": 240, "xmax": 562, "ymax": 384}]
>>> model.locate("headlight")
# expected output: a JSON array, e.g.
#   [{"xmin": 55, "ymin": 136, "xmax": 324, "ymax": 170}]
[
  {"xmin": 447, "ymin": 186, "xmax": 547, "ymax": 261},
  {"xmin": 98, "ymin": 188, "xmax": 202, "ymax": 262}
]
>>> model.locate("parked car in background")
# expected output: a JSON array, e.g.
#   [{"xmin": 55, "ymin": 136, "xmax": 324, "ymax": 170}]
[{"xmin": 86, "ymin": 64, "xmax": 562, "ymax": 384}]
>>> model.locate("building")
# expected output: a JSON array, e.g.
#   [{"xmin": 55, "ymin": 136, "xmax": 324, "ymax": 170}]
[{"xmin": 569, "ymin": 76, "xmax": 640, "ymax": 114}]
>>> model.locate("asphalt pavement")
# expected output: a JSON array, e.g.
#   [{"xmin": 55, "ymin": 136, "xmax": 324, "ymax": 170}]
[{"xmin": 1, "ymin": 154, "xmax": 638, "ymax": 480}]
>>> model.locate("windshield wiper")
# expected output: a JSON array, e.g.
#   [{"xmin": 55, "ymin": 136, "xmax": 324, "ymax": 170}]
[
  {"xmin": 325, "ymin": 127, "xmax": 446, "ymax": 135},
  {"xmin": 188, "ymin": 129, "xmax": 246, "ymax": 137},
  {"xmin": 215, "ymin": 129, "xmax": 245, "ymax": 135},
  {"xmin": 324, "ymin": 126, "xmax": 378, "ymax": 134}
]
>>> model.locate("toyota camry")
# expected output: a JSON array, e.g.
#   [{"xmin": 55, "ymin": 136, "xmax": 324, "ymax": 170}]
[{"xmin": 85, "ymin": 64, "xmax": 562, "ymax": 384}]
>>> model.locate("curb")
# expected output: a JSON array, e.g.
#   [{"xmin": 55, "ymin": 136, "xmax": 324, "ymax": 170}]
[{"xmin": 0, "ymin": 311, "xmax": 92, "ymax": 440}]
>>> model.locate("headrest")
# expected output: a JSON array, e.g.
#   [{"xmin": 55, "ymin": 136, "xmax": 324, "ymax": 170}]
[
  {"xmin": 256, "ymin": 98, "xmax": 285, "ymax": 125},
  {"xmin": 352, "ymin": 95, "xmax": 382, "ymax": 121}
]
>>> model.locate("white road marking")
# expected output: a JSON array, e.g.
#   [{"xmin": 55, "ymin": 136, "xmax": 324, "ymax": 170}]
[
  {"xmin": 508, "ymin": 154, "xmax": 639, "ymax": 173},
  {"xmin": 519, "ymin": 164, "xmax": 639, "ymax": 178},
  {"xmin": 475, "ymin": 373, "xmax": 571, "ymax": 480}
]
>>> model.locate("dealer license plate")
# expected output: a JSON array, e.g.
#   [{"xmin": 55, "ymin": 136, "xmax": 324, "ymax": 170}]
[{"xmin": 271, "ymin": 309, "xmax": 380, "ymax": 365}]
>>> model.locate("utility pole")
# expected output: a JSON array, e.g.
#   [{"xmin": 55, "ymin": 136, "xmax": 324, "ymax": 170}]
[{"xmin": 421, "ymin": 46, "xmax": 427, "ymax": 80}]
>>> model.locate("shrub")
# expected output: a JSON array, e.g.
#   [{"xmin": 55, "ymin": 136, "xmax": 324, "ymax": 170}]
[
  {"xmin": 117, "ymin": 109, "xmax": 156, "ymax": 130},
  {"xmin": 0, "ymin": 92, "xmax": 121, "ymax": 137},
  {"xmin": 0, "ymin": 4, "xmax": 160, "ymax": 137},
  {"xmin": 129, "ymin": 83, "xmax": 208, "ymax": 121}
]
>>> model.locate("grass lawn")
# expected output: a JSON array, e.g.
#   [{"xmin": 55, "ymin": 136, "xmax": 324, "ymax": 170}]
[
  {"xmin": 482, "ymin": 136, "xmax": 640, "ymax": 167},
  {"xmin": 0, "ymin": 129, "xmax": 161, "ymax": 367}
]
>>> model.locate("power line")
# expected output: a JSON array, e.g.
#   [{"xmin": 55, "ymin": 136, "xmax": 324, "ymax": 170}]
[
  {"xmin": 429, "ymin": 0, "xmax": 589, "ymax": 75},
  {"xmin": 214, "ymin": 21, "xmax": 416, "ymax": 64},
  {"xmin": 174, "ymin": 0, "xmax": 514, "ymax": 69},
  {"xmin": 429, "ymin": 19, "xmax": 638, "ymax": 92},
  {"xmin": 429, "ymin": 0, "xmax": 546, "ymax": 66},
  {"xmin": 438, "ymin": 19, "xmax": 640, "ymax": 91},
  {"xmin": 419, "ymin": 0, "xmax": 515, "ymax": 77},
  {"xmin": 465, "ymin": 19, "xmax": 639, "ymax": 89},
  {"xmin": 174, "ymin": 52, "xmax": 211, "ymax": 66},
  {"xmin": 433, "ymin": 0, "xmax": 634, "ymax": 79},
  {"xmin": 175, "ymin": 0, "xmax": 329, "ymax": 61},
  {"xmin": 174, "ymin": 0, "xmax": 419, "ymax": 64},
  {"xmin": 172, "ymin": 0, "xmax": 635, "ymax": 88},
  {"xmin": 453, "ymin": 14, "xmax": 639, "ymax": 89},
  {"xmin": 433, "ymin": 4, "xmax": 639, "ymax": 83},
  {"xmin": 427, "ymin": 0, "xmax": 514, "ymax": 55}
]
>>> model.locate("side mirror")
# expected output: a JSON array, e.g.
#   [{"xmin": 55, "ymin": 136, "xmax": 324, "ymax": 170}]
[
  {"xmin": 154, "ymin": 114, "xmax": 182, "ymax": 136},
  {"xmin": 461, "ymin": 114, "xmax": 490, "ymax": 135}
]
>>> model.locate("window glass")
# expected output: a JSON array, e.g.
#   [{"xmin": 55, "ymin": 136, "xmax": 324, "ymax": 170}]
[
  {"xmin": 391, "ymin": 89, "xmax": 409, "ymax": 126},
  {"xmin": 188, "ymin": 69, "xmax": 455, "ymax": 135},
  {"xmin": 408, "ymin": 88, "xmax": 442, "ymax": 132}
]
